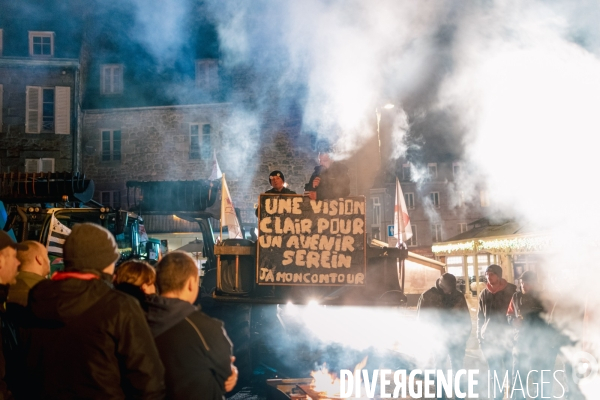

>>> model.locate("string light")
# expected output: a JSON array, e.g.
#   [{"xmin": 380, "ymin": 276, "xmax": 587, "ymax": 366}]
[{"xmin": 432, "ymin": 236, "xmax": 552, "ymax": 254}]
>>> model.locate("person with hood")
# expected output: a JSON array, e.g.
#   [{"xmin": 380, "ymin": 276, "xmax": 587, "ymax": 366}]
[
  {"xmin": 477, "ymin": 264, "xmax": 517, "ymax": 400},
  {"xmin": 23, "ymin": 223, "xmax": 165, "ymax": 400},
  {"xmin": 145, "ymin": 252, "xmax": 237, "ymax": 400},
  {"xmin": 114, "ymin": 260, "xmax": 157, "ymax": 307},
  {"xmin": 417, "ymin": 273, "xmax": 471, "ymax": 399},
  {"xmin": 0, "ymin": 231, "xmax": 25, "ymax": 400},
  {"xmin": 305, "ymin": 149, "xmax": 350, "ymax": 200}
]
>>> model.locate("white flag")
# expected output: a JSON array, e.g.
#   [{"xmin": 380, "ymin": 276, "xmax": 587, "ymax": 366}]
[
  {"xmin": 46, "ymin": 215, "xmax": 72, "ymax": 255},
  {"xmin": 394, "ymin": 177, "xmax": 413, "ymax": 246},
  {"xmin": 208, "ymin": 150, "xmax": 222, "ymax": 181},
  {"xmin": 221, "ymin": 174, "xmax": 243, "ymax": 239}
]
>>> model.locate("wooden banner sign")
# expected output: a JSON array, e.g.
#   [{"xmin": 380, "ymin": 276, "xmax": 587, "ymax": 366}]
[{"xmin": 257, "ymin": 194, "xmax": 366, "ymax": 286}]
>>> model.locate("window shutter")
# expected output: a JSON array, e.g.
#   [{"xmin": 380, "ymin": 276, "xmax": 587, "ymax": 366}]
[
  {"xmin": 25, "ymin": 159, "xmax": 40, "ymax": 173},
  {"xmin": 54, "ymin": 86, "xmax": 70, "ymax": 134},
  {"xmin": 0, "ymin": 84, "xmax": 3, "ymax": 132},
  {"xmin": 25, "ymin": 86, "xmax": 41, "ymax": 134},
  {"xmin": 41, "ymin": 158, "xmax": 55, "ymax": 173}
]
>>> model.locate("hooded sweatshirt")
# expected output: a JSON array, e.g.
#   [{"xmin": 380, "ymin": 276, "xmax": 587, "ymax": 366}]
[
  {"xmin": 145, "ymin": 295, "xmax": 233, "ymax": 400},
  {"xmin": 24, "ymin": 275, "xmax": 165, "ymax": 400}
]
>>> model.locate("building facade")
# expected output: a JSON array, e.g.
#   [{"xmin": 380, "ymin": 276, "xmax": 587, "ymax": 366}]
[{"xmin": 0, "ymin": 19, "xmax": 82, "ymax": 173}]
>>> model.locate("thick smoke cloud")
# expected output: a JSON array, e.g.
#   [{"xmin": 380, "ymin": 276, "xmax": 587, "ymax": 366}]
[{"xmin": 201, "ymin": 0, "xmax": 600, "ymax": 395}]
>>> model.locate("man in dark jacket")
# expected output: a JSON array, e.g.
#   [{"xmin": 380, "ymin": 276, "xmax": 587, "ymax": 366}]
[
  {"xmin": 477, "ymin": 264, "xmax": 517, "ymax": 400},
  {"xmin": 0, "ymin": 231, "xmax": 25, "ymax": 400},
  {"xmin": 418, "ymin": 273, "xmax": 471, "ymax": 399},
  {"xmin": 305, "ymin": 150, "xmax": 350, "ymax": 200},
  {"xmin": 265, "ymin": 170, "xmax": 296, "ymax": 194},
  {"xmin": 24, "ymin": 223, "xmax": 165, "ymax": 400},
  {"xmin": 146, "ymin": 252, "xmax": 237, "ymax": 400}
]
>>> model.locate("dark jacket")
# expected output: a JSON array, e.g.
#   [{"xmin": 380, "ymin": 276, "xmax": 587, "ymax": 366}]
[
  {"xmin": 145, "ymin": 295, "xmax": 233, "ymax": 400},
  {"xmin": 23, "ymin": 276, "xmax": 165, "ymax": 400},
  {"xmin": 265, "ymin": 187, "xmax": 296, "ymax": 194},
  {"xmin": 305, "ymin": 162, "xmax": 350, "ymax": 200},
  {"xmin": 7, "ymin": 271, "xmax": 45, "ymax": 307},
  {"xmin": 477, "ymin": 279, "xmax": 517, "ymax": 345},
  {"xmin": 417, "ymin": 280, "xmax": 471, "ymax": 347},
  {"xmin": 0, "ymin": 284, "xmax": 10, "ymax": 400}
]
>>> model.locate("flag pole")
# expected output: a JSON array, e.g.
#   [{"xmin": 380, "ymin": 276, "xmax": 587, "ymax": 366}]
[{"xmin": 220, "ymin": 173, "xmax": 224, "ymax": 243}]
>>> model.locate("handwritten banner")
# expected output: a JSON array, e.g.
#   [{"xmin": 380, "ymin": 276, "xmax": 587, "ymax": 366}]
[{"xmin": 257, "ymin": 195, "xmax": 366, "ymax": 286}]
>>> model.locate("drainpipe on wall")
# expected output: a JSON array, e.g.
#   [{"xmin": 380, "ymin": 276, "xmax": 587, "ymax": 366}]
[{"xmin": 72, "ymin": 67, "xmax": 80, "ymax": 173}]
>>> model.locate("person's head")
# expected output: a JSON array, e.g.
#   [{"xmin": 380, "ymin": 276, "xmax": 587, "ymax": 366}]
[
  {"xmin": 17, "ymin": 240, "xmax": 50, "ymax": 278},
  {"xmin": 485, "ymin": 264, "xmax": 503, "ymax": 285},
  {"xmin": 63, "ymin": 223, "xmax": 120, "ymax": 276},
  {"xmin": 114, "ymin": 260, "xmax": 156, "ymax": 295},
  {"xmin": 155, "ymin": 252, "xmax": 199, "ymax": 304},
  {"xmin": 438, "ymin": 273, "xmax": 457, "ymax": 295},
  {"xmin": 0, "ymin": 231, "xmax": 26, "ymax": 285},
  {"xmin": 318, "ymin": 152, "xmax": 332, "ymax": 169},
  {"xmin": 519, "ymin": 270, "xmax": 538, "ymax": 294},
  {"xmin": 269, "ymin": 170, "xmax": 285, "ymax": 191}
]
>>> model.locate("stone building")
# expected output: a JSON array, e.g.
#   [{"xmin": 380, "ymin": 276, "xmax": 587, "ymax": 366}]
[
  {"xmin": 0, "ymin": 5, "xmax": 83, "ymax": 173},
  {"xmin": 366, "ymin": 161, "xmax": 490, "ymax": 258}
]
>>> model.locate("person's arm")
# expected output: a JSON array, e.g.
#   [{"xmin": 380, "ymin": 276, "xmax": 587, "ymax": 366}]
[{"xmin": 117, "ymin": 298, "xmax": 165, "ymax": 400}]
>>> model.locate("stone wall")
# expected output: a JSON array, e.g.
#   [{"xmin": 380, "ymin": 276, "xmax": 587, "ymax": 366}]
[{"xmin": 0, "ymin": 63, "xmax": 78, "ymax": 172}]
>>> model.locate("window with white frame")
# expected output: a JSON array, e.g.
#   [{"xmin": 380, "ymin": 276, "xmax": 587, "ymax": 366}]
[
  {"xmin": 480, "ymin": 190, "xmax": 489, "ymax": 207},
  {"xmin": 402, "ymin": 163, "xmax": 411, "ymax": 181},
  {"xmin": 101, "ymin": 130, "xmax": 121, "ymax": 162},
  {"xmin": 201, "ymin": 124, "xmax": 211, "ymax": 159},
  {"xmin": 101, "ymin": 64, "xmax": 123, "ymax": 95},
  {"xmin": 453, "ymin": 162, "xmax": 462, "ymax": 178},
  {"xmin": 190, "ymin": 123, "xmax": 212, "ymax": 159},
  {"xmin": 446, "ymin": 256, "xmax": 464, "ymax": 277},
  {"xmin": 29, "ymin": 31, "xmax": 54, "ymax": 57},
  {"xmin": 196, "ymin": 59, "xmax": 219, "ymax": 91},
  {"xmin": 429, "ymin": 192, "xmax": 440, "ymax": 208},
  {"xmin": 404, "ymin": 192, "xmax": 415, "ymax": 210},
  {"xmin": 25, "ymin": 158, "xmax": 55, "ymax": 173},
  {"xmin": 407, "ymin": 225, "xmax": 417, "ymax": 246},
  {"xmin": 190, "ymin": 124, "xmax": 200, "ymax": 159},
  {"xmin": 431, "ymin": 224, "xmax": 442, "ymax": 242},
  {"xmin": 456, "ymin": 191, "xmax": 464, "ymax": 207},
  {"xmin": 458, "ymin": 222, "xmax": 468, "ymax": 233},
  {"xmin": 25, "ymin": 86, "xmax": 70, "ymax": 134},
  {"xmin": 372, "ymin": 196, "xmax": 381, "ymax": 226},
  {"xmin": 101, "ymin": 191, "xmax": 121, "ymax": 209},
  {"xmin": 428, "ymin": 163, "xmax": 438, "ymax": 178}
]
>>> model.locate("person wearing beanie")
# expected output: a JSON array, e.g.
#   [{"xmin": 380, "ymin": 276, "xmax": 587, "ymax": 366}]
[
  {"xmin": 417, "ymin": 272, "xmax": 471, "ymax": 397},
  {"xmin": 24, "ymin": 223, "xmax": 165, "ymax": 399},
  {"xmin": 265, "ymin": 170, "xmax": 296, "ymax": 194},
  {"xmin": 477, "ymin": 264, "xmax": 517, "ymax": 400}
]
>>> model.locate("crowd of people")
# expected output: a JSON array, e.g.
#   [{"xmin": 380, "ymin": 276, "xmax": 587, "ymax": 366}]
[
  {"xmin": 0, "ymin": 225, "xmax": 237, "ymax": 400},
  {"xmin": 418, "ymin": 265, "xmax": 569, "ymax": 400}
]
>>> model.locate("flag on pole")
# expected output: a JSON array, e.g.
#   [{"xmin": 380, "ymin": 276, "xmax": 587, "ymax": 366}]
[
  {"xmin": 46, "ymin": 214, "xmax": 71, "ymax": 255},
  {"xmin": 394, "ymin": 177, "xmax": 413, "ymax": 246},
  {"xmin": 208, "ymin": 150, "xmax": 222, "ymax": 181},
  {"xmin": 221, "ymin": 173, "xmax": 243, "ymax": 239}
]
